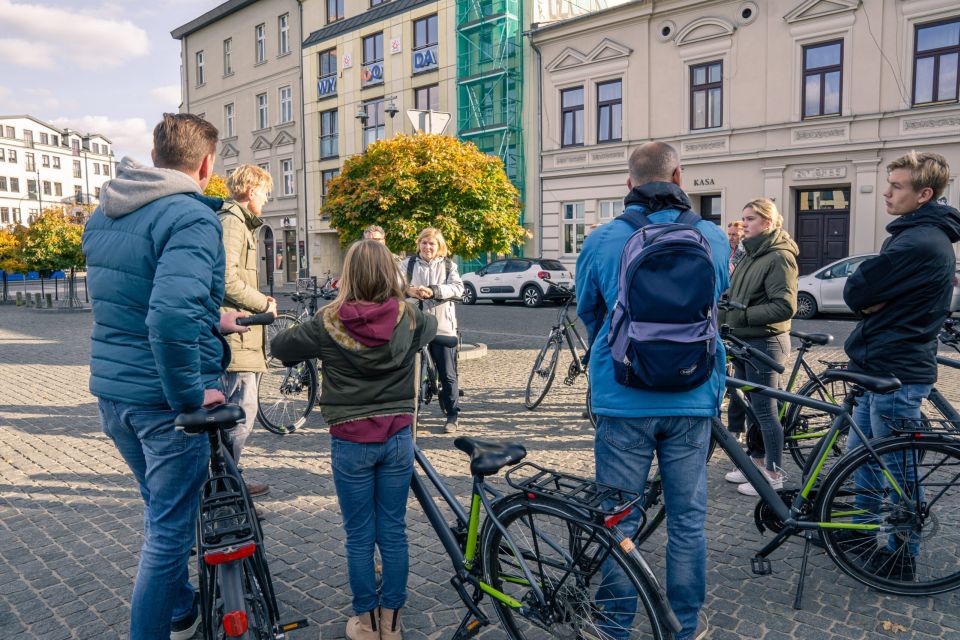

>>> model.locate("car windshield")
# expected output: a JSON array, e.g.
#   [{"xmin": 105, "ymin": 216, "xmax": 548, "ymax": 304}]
[{"xmin": 538, "ymin": 260, "xmax": 565, "ymax": 271}]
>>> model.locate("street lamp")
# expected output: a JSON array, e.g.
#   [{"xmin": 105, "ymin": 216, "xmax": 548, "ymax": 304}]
[{"xmin": 355, "ymin": 106, "xmax": 369, "ymax": 126}]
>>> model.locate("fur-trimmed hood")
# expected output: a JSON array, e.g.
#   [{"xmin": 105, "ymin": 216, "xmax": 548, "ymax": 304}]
[{"xmin": 321, "ymin": 302, "xmax": 416, "ymax": 372}]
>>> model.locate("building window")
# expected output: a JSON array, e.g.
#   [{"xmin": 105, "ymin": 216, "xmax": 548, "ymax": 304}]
[
  {"xmin": 415, "ymin": 84, "xmax": 440, "ymax": 111},
  {"xmin": 0, "ymin": 149, "xmax": 4, "ymax": 161},
  {"xmin": 913, "ymin": 18, "xmax": 959, "ymax": 106},
  {"xmin": 279, "ymin": 86, "xmax": 293, "ymax": 124},
  {"xmin": 196, "ymin": 50, "xmax": 205, "ymax": 85},
  {"xmin": 42, "ymin": 181, "xmax": 51, "ymax": 196},
  {"xmin": 54, "ymin": 183, "xmax": 62, "ymax": 197},
  {"xmin": 51, "ymin": 135, "xmax": 58, "ymax": 146},
  {"xmin": 27, "ymin": 179, "xmax": 37, "ymax": 196},
  {"xmin": 103, "ymin": 163, "xmax": 110, "ymax": 176},
  {"xmin": 327, "ymin": 0, "xmax": 344, "ymax": 23},
  {"xmin": 258, "ymin": 162, "xmax": 272, "ymax": 197},
  {"xmin": 25, "ymin": 153, "xmax": 35, "ymax": 172},
  {"xmin": 9, "ymin": 177, "xmax": 18, "ymax": 192},
  {"xmin": 257, "ymin": 93, "xmax": 269, "ymax": 129},
  {"xmin": 0, "ymin": 177, "xmax": 6, "ymax": 191},
  {"xmin": 23, "ymin": 130, "xmax": 33, "ymax": 144},
  {"xmin": 224, "ymin": 103, "xmax": 235, "ymax": 137},
  {"xmin": 320, "ymin": 109, "xmax": 338, "ymax": 158},
  {"xmin": 94, "ymin": 163, "xmax": 101, "ymax": 175},
  {"xmin": 73, "ymin": 160, "xmax": 82, "ymax": 178},
  {"xmin": 699, "ymin": 195, "xmax": 722, "ymax": 225},
  {"xmin": 362, "ymin": 33, "xmax": 385, "ymax": 87},
  {"xmin": 8, "ymin": 150, "xmax": 16, "ymax": 162},
  {"xmin": 320, "ymin": 168, "xmax": 339, "ymax": 209},
  {"xmin": 0, "ymin": 208, "xmax": 7, "ymax": 224},
  {"xmin": 72, "ymin": 140, "xmax": 80, "ymax": 156},
  {"xmin": 281, "ymin": 159, "xmax": 295, "ymax": 196},
  {"xmin": 52, "ymin": 157, "xmax": 60, "ymax": 169},
  {"xmin": 414, "ymin": 14, "xmax": 438, "ymax": 49},
  {"xmin": 802, "ymin": 40, "xmax": 842, "ymax": 118},
  {"xmin": 95, "ymin": 187, "xmax": 101, "ymax": 198},
  {"xmin": 598, "ymin": 199, "xmax": 621, "ymax": 222},
  {"xmin": 255, "ymin": 24, "xmax": 266, "ymax": 64},
  {"xmin": 561, "ymin": 87, "xmax": 584, "ymax": 147},
  {"xmin": 41, "ymin": 154, "xmax": 50, "ymax": 167},
  {"xmin": 362, "ymin": 98, "xmax": 386, "ymax": 146},
  {"xmin": 690, "ymin": 61, "xmax": 722, "ymax": 129},
  {"xmin": 39, "ymin": 132, "xmax": 48, "ymax": 145},
  {"xmin": 74, "ymin": 185, "xmax": 83, "ymax": 201},
  {"xmin": 93, "ymin": 143, "xmax": 100, "ymax": 154},
  {"xmin": 278, "ymin": 14, "xmax": 290, "ymax": 55},
  {"xmin": 223, "ymin": 38, "xmax": 233, "ymax": 75},
  {"xmin": 562, "ymin": 202, "xmax": 585, "ymax": 254},
  {"xmin": 4, "ymin": 126, "xmax": 13, "ymax": 138},
  {"xmin": 318, "ymin": 49, "xmax": 337, "ymax": 98},
  {"xmin": 371, "ymin": 0, "xmax": 390, "ymax": 5},
  {"xmin": 597, "ymin": 80, "xmax": 622, "ymax": 142}
]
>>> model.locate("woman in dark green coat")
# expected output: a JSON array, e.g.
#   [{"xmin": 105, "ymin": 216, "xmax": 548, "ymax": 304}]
[{"xmin": 719, "ymin": 198, "xmax": 799, "ymax": 497}]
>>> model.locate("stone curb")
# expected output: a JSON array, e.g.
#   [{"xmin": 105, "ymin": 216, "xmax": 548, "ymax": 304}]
[{"xmin": 459, "ymin": 342, "xmax": 487, "ymax": 360}]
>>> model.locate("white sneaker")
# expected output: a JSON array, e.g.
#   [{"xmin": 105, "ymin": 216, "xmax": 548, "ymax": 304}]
[
  {"xmin": 724, "ymin": 469, "xmax": 747, "ymax": 484},
  {"xmin": 737, "ymin": 468, "xmax": 785, "ymax": 496}
]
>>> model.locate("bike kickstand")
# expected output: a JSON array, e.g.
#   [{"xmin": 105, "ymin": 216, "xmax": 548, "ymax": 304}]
[
  {"xmin": 792, "ymin": 531, "xmax": 816, "ymax": 610},
  {"xmin": 451, "ymin": 611, "xmax": 487, "ymax": 640}
]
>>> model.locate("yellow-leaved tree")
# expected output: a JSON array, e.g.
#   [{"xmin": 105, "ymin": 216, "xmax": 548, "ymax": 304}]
[{"xmin": 204, "ymin": 174, "xmax": 230, "ymax": 199}]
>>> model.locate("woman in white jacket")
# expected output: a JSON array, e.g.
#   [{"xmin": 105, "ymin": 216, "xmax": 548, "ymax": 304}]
[{"xmin": 404, "ymin": 228, "xmax": 464, "ymax": 433}]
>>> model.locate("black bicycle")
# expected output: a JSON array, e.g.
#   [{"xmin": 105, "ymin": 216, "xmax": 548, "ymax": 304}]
[{"xmin": 176, "ymin": 400, "xmax": 308, "ymax": 639}]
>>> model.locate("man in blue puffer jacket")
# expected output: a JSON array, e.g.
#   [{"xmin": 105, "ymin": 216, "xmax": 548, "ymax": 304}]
[{"xmin": 82, "ymin": 113, "xmax": 232, "ymax": 640}]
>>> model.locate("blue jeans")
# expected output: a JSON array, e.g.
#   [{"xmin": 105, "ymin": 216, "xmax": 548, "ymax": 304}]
[
  {"xmin": 846, "ymin": 384, "xmax": 932, "ymax": 555},
  {"xmin": 332, "ymin": 427, "xmax": 415, "ymax": 614},
  {"xmin": 594, "ymin": 415, "xmax": 710, "ymax": 640},
  {"xmin": 99, "ymin": 398, "xmax": 209, "ymax": 640}
]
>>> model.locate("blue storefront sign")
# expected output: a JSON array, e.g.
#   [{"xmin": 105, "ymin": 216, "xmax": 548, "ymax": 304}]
[
  {"xmin": 412, "ymin": 45, "xmax": 439, "ymax": 73},
  {"xmin": 317, "ymin": 75, "xmax": 337, "ymax": 98},
  {"xmin": 361, "ymin": 62, "xmax": 384, "ymax": 88}
]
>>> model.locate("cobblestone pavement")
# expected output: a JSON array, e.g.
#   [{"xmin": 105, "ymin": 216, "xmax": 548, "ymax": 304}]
[{"xmin": 2, "ymin": 304, "xmax": 960, "ymax": 640}]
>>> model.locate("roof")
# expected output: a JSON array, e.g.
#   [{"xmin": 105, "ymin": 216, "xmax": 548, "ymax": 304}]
[
  {"xmin": 0, "ymin": 114, "xmax": 112, "ymax": 143},
  {"xmin": 171, "ymin": 0, "xmax": 259, "ymax": 40},
  {"xmin": 303, "ymin": 0, "xmax": 436, "ymax": 49}
]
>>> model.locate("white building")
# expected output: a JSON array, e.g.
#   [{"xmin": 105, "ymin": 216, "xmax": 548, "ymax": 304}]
[{"xmin": 0, "ymin": 115, "xmax": 115, "ymax": 228}]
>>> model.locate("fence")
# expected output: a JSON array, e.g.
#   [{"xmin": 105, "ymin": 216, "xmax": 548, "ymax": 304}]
[{"xmin": 2, "ymin": 271, "xmax": 88, "ymax": 306}]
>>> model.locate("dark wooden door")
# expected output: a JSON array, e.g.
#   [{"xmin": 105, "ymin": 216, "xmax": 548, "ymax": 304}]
[{"xmin": 795, "ymin": 188, "xmax": 851, "ymax": 275}]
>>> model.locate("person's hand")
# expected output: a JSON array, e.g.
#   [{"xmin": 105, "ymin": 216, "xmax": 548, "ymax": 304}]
[
  {"xmin": 220, "ymin": 310, "xmax": 251, "ymax": 334},
  {"xmin": 406, "ymin": 286, "xmax": 424, "ymax": 299},
  {"xmin": 202, "ymin": 389, "xmax": 225, "ymax": 408},
  {"xmin": 862, "ymin": 302, "xmax": 887, "ymax": 314},
  {"xmin": 418, "ymin": 286, "xmax": 434, "ymax": 299},
  {"xmin": 265, "ymin": 296, "xmax": 278, "ymax": 318}
]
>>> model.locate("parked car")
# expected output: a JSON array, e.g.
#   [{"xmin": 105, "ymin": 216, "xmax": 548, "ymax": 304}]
[
  {"xmin": 461, "ymin": 258, "xmax": 574, "ymax": 307},
  {"xmin": 795, "ymin": 254, "xmax": 960, "ymax": 319}
]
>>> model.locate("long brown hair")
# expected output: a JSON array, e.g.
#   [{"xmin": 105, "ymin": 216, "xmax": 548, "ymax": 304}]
[{"xmin": 328, "ymin": 240, "xmax": 405, "ymax": 316}]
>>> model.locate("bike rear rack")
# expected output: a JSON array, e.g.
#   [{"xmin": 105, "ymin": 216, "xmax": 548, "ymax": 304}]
[
  {"xmin": 886, "ymin": 416, "xmax": 960, "ymax": 436},
  {"xmin": 504, "ymin": 462, "xmax": 643, "ymax": 517},
  {"xmin": 199, "ymin": 473, "xmax": 255, "ymax": 549}
]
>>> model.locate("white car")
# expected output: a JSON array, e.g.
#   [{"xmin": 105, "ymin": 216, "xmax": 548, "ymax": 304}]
[
  {"xmin": 795, "ymin": 254, "xmax": 960, "ymax": 319},
  {"xmin": 461, "ymin": 258, "xmax": 574, "ymax": 307}
]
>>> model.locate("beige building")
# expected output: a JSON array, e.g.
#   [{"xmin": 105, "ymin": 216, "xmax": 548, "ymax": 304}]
[
  {"xmin": 301, "ymin": 0, "xmax": 457, "ymax": 274},
  {"xmin": 528, "ymin": 0, "xmax": 960, "ymax": 274},
  {"xmin": 173, "ymin": 0, "xmax": 306, "ymax": 288}
]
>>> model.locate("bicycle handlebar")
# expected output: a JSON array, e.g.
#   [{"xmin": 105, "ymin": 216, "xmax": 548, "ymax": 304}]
[
  {"xmin": 236, "ymin": 312, "xmax": 277, "ymax": 326},
  {"xmin": 722, "ymin": 327, "xmax": 786, "ymax": 375}
]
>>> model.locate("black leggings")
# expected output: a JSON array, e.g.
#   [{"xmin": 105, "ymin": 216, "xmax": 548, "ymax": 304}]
[{"xmin": 429, "ymin": 335, "xmax": 459, "ymax": 418}]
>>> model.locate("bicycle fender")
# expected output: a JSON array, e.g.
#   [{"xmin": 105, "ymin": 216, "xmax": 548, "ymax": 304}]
[{"xmin": 609, "ymin": 526, "xmax": 683, "ymax": 634}]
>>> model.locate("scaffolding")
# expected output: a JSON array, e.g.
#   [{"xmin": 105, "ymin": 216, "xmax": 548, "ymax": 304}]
[{"xmin": 456, "ymin": 0, "xmax": 524, "ymax": 271}]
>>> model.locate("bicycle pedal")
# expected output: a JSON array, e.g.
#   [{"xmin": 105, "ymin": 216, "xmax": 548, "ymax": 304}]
[
  {"xmin": 276, "ymin": 619, "xmax": 310, "ymax": 635},
  {"xmin": 452, "ymin": 615, "xmax": 484, "ymax": 640},
  {"xmin": 751, "ymin": 556, "xmax": 773, "ymax": 575}
]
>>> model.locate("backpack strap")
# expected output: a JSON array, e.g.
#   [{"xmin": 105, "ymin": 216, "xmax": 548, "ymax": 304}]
[
  {"xmin": 676, "ymin": 210, "xmax": 702, "ymax": 226},
  {"xmin": 405, "ymin": 257, "xmax": 415, "ymax": 285},
  {"xmin": 617, "ymin": 205, "xmax": 652, "ymax": 230},
  {"xmin": 444, "ymin": 258, "xmax": 452, "ymax": 281}
]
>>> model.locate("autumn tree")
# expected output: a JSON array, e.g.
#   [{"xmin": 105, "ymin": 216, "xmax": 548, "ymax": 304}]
[
  {"xmin": 204, "ymin": 173, "xmax": 230, "ymax": 199},
  {"xmin": 0, "ymin": 225, "xmax": 27, "ymax": 302},
  {"xmin": 322, "ymin": 133, "xmax": 525, "ymax": 258},
  {"xmin": 20, "ymin": 209, "xmax": 86, "ymax": 306}
]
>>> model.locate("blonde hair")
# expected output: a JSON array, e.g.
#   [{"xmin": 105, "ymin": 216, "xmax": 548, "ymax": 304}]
[
  {"xmin": 743, "ymin": 198, "xmax": 782, "ymax": 229},
  {"xmin": 363, "ymin": 224, "xmax": 385, "ymax": 238},
  {"xmin": 227, "ymin": 164, "xmax": 273, "ymax": 199},
  {"xmin": 887, "ymin": 151, "xmax": 951, "ymax": 200},
  {"xmin": 416, "ymin": 227, "xmax": 449, "ymax": 258},
  {"xmin": 727, "ymin": 220, "xmax": 744, "ymax": 230},
  {"xmin": 328, "ymin": 240, "xmax": 405, "ymax": 317}
]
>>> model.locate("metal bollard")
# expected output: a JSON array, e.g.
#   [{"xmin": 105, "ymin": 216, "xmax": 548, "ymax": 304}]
[
  {"xmin": 45, "ymin": 293, "xmax": 53, "ymax": 308},
  {"xmin": 15, "ymin": 292, "xmax": 22, "ymax": 306}
]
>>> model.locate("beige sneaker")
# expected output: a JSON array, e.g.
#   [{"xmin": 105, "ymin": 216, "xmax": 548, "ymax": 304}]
[
  {"xmin": 345, "ymin": 611, "xmax": 379, "ymax": 640},
  {"xmin": 379, "ymin": 607, "xmax": 402, "ymax": 640}
]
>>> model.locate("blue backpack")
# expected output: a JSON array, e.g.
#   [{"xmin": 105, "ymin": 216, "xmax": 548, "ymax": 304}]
[{"xmin": 607, "ymin": 206, "xmax": 718, "ymax": 392}]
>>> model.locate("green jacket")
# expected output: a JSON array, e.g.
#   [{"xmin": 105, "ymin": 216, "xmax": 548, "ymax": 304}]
[
  {"xmin": 719, "ymin": 227, "xmax": 799, "ymax": 338},
  {"xmin": 219, "ymin": 201, "xmax": 270, "ymax": 373},
  {"xmin": 269, "ymin": 301, "xmax": 438, "ymax": 426}
]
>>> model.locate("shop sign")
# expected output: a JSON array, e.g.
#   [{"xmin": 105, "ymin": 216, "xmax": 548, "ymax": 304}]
[
  {"xmin": 693, "ymin": 178, "xmax": 715, "ymax": 187},
  {"xmin": 317, "ymin": 75, "xmax": 337, "ymax": 98},
  {"xmin": 412, "ymin": 45, "xmax": 438, "ymax": 73},
  {"xmin": 361, "ymin": 62, "xmax": 384, "ymax": 88}
]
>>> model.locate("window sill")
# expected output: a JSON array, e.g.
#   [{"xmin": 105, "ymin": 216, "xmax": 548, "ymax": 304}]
[
  {"xmin": 276, "ymin": 121, "xmax": 296, "ymax": 129},
  {"xmin": 223, "ymin": 72, "xmax": 234, "ymax": 78},
  {"xmin": 595, "ymin": 138, "xmax": 623, "ymax": 145},
  {"xmin": 560, "ymin": 143, "xmax": 585, "ymax": 149},
  {"xmin": 911, "ymin": 99, "xmax": 959, "ymax": 109},
  {"xmin": 252, "ymin": 127, "xmax": 272, "ymax": 135},
  {"xmin": 221, "ymin": 135, "xmax": 238, "ymax": 143},
  {"xmin": 278, "ymin": 51, "xmax": 292, "ymax": 59},
  {"xmin": 800, "ymin": 113, "xmax": 841, "ymax": 121},
  {"xmin": 277, "ymin": 194, "xmax": 297, "ymax": 200},
  {"xmin": 254, "ymin": 60, "xmax": 268, "ymax": 67},
  {"xmin": 319, "ymin": 155, "xmax": 340, "ymax": 161},
  {"xmin": 195, "ymin": 83, "xmax": 206, "ymax": 88}
]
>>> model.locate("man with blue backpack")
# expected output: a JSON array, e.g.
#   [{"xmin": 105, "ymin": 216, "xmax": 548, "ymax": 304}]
[{"xmin": 576, "ymin": 142, "xmax": 729, "ymax": 640}]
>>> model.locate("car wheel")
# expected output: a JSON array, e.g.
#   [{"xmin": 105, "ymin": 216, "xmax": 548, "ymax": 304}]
[
  {"xmin": 522, "ymin": 285, "xmax": 544, "ymax": 308},
  {"xmin": 795, "ymin": 292, "xmax": 818, "ymax": 320},
  {"xmin": 462, "ymin": 284, "xmax": 477, "ymax": 305}
]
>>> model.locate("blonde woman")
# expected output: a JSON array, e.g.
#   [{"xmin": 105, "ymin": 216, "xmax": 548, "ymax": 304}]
[
  {"xmin": 718, "ymin": 198, "xmax": 799, "ymax": 496},
  {"xmin": 403, "ymin": 228, "xmax": 465, "ymax": 433},
  {"xmin": 270, "ymin": 241, "xmax": 438, "ymax": 640}
]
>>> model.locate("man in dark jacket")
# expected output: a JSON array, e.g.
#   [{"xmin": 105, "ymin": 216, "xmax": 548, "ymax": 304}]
[
  {"xmin": 842, "ymin": 151, "xmax": 960, "ymax": 578},
  {"xmin": 83, "ymin": 113, "xmax": 229, "ymax": 640}
]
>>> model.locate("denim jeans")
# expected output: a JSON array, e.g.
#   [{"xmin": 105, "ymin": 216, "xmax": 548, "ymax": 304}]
[
  {"xmin": 846, "ymin": 384, "xmax": 932, "ymax": 556},
  {"xmin": 332, "ymin": 427, "xmax": 415, "ymax": 614},
  {"xmin": 594, "ymin": 415, "xmax": 710, "ymax": 640},
  {"xmin": 99, "ymin": 398, "xmax": 209, "ymax": 640},
  {"xmin": 222, "ymin": 371, "xmax": 258, "ymax": 462}
]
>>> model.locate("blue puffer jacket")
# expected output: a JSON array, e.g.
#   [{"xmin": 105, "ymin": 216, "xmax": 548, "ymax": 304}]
[{"xmin": 83, "ymin": 157, "xmax": 229, "ymax": 411}]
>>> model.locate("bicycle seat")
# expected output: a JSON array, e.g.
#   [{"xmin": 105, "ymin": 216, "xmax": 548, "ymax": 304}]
[
  {"xmin": 790, "ymin": 330, "xmax": 833, "ymax": 346},
  {"xmin": 820, "ymin": 369, "xmax": 901, "ymax": 394},
  {"xmin": 454, "ymin": 437, "xmax": 527, "ymax": 477},
  {"xmin": 175, "ymin": 404, "xmax": 246, "ymax": 434}
]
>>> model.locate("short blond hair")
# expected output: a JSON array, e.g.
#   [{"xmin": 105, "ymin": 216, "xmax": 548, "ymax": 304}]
[
  {"xmin": 227, "ymin": 164, "xmax": 273, "ymax": 199},
  {"xmin": 743, "ymin": 198, "xmax": 783, "ymax": 229},
  {"xmin": 416, "ymin": 227, "xmax": 449, "ymax": 258},
  {"xmin": 887, "ymin": 151, "xmax": 951, "ymax": 200},
  {"xmin": 727, "ymin": 220, "xmax": 743, "ymax": 230}
]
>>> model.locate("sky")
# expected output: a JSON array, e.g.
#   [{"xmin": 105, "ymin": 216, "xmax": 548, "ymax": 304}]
[{"xmin": 0, "ymin": 0, "xmax": 226, "ymax": 163}]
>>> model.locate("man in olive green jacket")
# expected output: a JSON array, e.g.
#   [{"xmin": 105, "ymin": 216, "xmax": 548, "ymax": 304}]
[{"xmin": 220, "ymin": 165, "xmax": 277, "ymax": 497}]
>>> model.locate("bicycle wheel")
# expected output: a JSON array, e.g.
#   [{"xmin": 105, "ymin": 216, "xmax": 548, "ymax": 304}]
[
  {"xmin": 817, "ymin": 437, "xmax": 960, "ymax": 595},
  {"xmin": 264, "ymin": 313, "xmax": 299, "ymax": 359},
  {"xmin": 525, "ymin": 335, "xmax": 561, "ymax": 409},
  {"xmin": 585, "ymin": 384, "xmax": 597, "ymax": 429},
  {"xmin": 482, "ymin": 497, "xmax": 669, "ymax": 640},
  {"xmin": 783, "ymin": 377, "xmax": 851, "ymax": 469},
  {"xmin": 257, "ymin": 357, "xmax": 319, "ymax": 435}
]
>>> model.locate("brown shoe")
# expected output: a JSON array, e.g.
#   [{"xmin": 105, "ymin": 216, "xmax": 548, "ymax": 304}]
[
  {"xmin": 346, "ymin": 611, "xmax": 378, "ymax": 640},
  {"xmin": 246, "ymin": 482, "xmax": 270, "ymax": 498},
  {"xmin": 379, "ymin": 607, "xmax": 402, "ymax": 640}
]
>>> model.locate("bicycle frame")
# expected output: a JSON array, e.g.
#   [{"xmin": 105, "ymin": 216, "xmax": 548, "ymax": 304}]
[{"xmin": 553, "ymin": 299, "xmax": 588, "ymax": 380}]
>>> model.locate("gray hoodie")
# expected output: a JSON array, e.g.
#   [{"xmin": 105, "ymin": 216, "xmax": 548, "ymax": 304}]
[{"xmin": 99, "ymin": 156, "xmax": 202, "ymax": 219}]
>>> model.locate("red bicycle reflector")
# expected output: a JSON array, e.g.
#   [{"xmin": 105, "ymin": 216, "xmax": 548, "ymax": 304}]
[
  {"xmin": 527, "ymin": 492, "xmax": 536, "ymax": 499},
  {"xmin": 605, "ymin": 507, "xmax": 631, "ymax": 528},
  {"xmin": 223, "ymin": 610, "xmax": 248, "ymax": 637},
  {"xmin": 203, "ymin": 542, "xmax": 257, "ymax": 565}
]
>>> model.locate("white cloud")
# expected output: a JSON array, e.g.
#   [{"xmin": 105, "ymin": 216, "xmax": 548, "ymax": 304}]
[
  {"xmin": 50, "ymin": 115, "xmax": 153, "ymax": 164},
  {"xmin": 150, "ymin": 85, "xmax": 182, "ymax": 109},
  {"xmin": 0, "ymin": 0, "xmax": 149, "ymax": 70}
]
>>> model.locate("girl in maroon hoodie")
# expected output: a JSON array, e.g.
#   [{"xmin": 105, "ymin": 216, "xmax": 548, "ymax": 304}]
[{"xmin": 271, "ymin": 240, "xmax": 437, "ymax": 640}]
